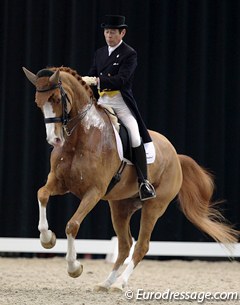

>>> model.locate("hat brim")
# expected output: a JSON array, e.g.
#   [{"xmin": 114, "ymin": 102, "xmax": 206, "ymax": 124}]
[{"xmin": 101, "ymin": 23, "xmax": 128, "ymax": 29}]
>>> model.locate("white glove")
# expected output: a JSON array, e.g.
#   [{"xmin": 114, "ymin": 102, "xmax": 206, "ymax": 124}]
[{"xmin": 82, "ymin": 76, "xmax": 98, "ymax": 86}]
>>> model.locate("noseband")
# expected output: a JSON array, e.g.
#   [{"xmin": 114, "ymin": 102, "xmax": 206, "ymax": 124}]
[{"xmin": 37, "ymin": 80, "xmax": 93, "ymax": 136}]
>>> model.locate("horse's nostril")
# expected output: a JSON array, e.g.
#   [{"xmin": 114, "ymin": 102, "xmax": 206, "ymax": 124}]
[{"xmin": 54, "ymin": 138, "xmax": 61, "ymax": 143}]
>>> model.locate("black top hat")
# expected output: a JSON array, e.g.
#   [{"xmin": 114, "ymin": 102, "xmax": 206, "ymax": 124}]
[{"xmin": 101, "ymin": 15, "xmax": 128, "ymax": 29}]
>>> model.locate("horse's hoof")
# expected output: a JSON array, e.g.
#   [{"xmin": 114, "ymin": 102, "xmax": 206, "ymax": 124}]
[
  {"xmin": 68, "ymin": 264, "xmax": 83, "ymax": 278},
  {"xmin": 94, "ymin": 284, "xmax": 109, "ymax": 292},
  {"xmin": 41, "ymin": 232, "xmax": 56, "ymax": 249},
  {"xmin": 109, "ymin": 283, "xmax": 124, "ymax": 293}
]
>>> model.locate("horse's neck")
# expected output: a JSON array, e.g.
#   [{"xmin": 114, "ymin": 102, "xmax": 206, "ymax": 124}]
[
  {"xmin": 81, "ymin": 103, "xmax": 109, "ymax": 134},
  {"xmin": 68, "ymin": 79, "xmax": 116, "ymax": 148}
]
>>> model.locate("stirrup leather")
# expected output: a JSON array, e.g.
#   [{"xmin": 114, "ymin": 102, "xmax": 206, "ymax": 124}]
[{"xmin": 139, "ymin": 180, "xmax": 156, "ymax": 201}]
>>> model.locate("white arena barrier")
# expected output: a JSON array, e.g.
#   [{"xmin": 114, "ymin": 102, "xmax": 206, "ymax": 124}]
[{"xmin": 0, "ymin": 237, "xmax": 240, "ymax": 262}]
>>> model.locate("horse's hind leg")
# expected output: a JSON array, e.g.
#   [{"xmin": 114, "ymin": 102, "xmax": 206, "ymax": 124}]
[
  {"xmin": 94, "ymin": 199, "xmax": 141, "ymax": 291},
  {"xmin": 110, "ymin": 198, "xmax": 169, "ymax": 291}
]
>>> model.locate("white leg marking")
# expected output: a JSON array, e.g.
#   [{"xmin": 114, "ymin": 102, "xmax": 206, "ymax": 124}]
[
  {"xmin": 66, "ymin": 234, "xmax": 81, "ymax": 273},
  {"xmin": 111, "ymin": 260, "xmax": 135, "ymax": 290},
  {"xmin": 118, "ymin": 259, "xmax": 135, "ymax": 284},
  {"xmin": 104, "ymin": 270, "xmax": 119, "ymax": 286},
  {"xmin": 38, "ymin": 200, "xmax": 52, "ymax": 243},
  {"xmin": 95, "ymin": 269, "xmax": 119, "ymax": 290}
]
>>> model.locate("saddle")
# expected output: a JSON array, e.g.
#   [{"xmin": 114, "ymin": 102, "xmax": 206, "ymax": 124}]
[
  {"xmin": 103, "ymin": 106, "xmax": 132, "ymax": 194},
  {"xmin": 103, "ymin": 106, "xmax": 156, "ymax": 194},
  {"xmin": 103, "ymin": 106, "xmax": 132, "ymax": 161},
  {"xmin": 118, "ymin": 121, "xmax": 132, "ymax": 161}
]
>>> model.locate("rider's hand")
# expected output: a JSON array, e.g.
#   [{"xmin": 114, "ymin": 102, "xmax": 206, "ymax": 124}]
[{"xmin": 82, "ymin": 76, "xmax": 98, "ymax": 86}]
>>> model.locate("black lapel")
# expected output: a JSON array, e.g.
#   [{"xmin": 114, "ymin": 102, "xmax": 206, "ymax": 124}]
[
  {"xmin": 99, "ymin": 43, "xmax": 126, "ymax": 72},
  {"xmin": 97, "ymin": 46, "xmax": 109, "ymax": 71}
]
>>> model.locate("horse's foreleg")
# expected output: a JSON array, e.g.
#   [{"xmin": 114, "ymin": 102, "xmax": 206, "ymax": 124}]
[
  {"xmin": 65, "ymin": 233, "xmax": 83, "ymax": 278},
  {"xmin": 65, "ymin": 188, "xmax": 102, "ymax": 278},
  {"xmin": 38, "ymin": 202, "xmax": 56, "ymax": 249},
  {"xmin": 37, "ymin": 174, "xmax": 66, "ymax": 249},
  {"xmin": 38, "ymin": 186, "xmax": 56, "ymax": 249}
]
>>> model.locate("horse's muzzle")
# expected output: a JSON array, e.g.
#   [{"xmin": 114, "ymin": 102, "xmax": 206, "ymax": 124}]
[{"xmin": 47, "ymin": 137, "xmax": 64, "ymax": 147}]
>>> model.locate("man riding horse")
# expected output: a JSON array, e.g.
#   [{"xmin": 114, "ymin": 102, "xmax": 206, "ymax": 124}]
[{"xmin": 82, "ymin": 15, "xmax": 156, "ymax": 201}]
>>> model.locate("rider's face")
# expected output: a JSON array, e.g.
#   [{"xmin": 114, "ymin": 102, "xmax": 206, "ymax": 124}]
[{"xmin": 104, "ymin": 28, "xmax": 126, "ymax": 47}]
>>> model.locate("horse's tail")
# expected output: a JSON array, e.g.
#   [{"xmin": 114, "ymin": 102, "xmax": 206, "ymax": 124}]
[{"xmin": 177, "ymin": 154, "xmax": 239, "ymax": 245}]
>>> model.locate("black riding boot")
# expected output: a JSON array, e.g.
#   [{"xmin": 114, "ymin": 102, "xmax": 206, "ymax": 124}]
[{"xmin": 132, "ymin": 143, "xmax": 156, "ymax": 201}]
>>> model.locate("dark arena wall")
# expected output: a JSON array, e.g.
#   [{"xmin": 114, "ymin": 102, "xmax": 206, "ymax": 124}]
[{"xmin": 0, "ymin": 0, "xmax": 239, "ymax": 241}]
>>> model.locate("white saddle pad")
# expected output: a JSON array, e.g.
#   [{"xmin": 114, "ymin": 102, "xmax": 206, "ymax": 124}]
[{"xmin": 112, "ymin": 124, "xmax": 156, "ymax": 164}]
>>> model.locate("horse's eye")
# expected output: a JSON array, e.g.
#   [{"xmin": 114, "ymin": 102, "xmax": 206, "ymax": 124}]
[{"xmin": 49, "ymin": 97, "xmax": 61, "ymax": 104}]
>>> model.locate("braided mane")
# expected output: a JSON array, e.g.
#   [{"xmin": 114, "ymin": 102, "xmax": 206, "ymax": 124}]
[{"xmin": 50, "ymin": 66, "xmax": 95, "ymax": 99}]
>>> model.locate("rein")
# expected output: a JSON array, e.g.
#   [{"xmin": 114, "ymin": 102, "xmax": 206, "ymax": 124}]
[{"xmin": 37, "ymin": 80, "xmax": 93, "ymax": 136}]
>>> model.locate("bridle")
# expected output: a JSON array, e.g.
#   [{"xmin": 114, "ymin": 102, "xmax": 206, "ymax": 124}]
[{"xmin": 37, "ymin": 80, "xmax": 93, "ymax": 136}]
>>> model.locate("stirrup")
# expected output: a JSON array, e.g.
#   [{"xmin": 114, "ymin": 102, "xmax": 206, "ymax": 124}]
[{"xmin": 139, "ymin": 180, "xmax": 156, "ymax": 201}]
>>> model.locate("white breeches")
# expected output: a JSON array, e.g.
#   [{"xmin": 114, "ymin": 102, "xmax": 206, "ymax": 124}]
[{"xmin": 98, "ymin": 93, "xmax": 141, "ymax": 147}]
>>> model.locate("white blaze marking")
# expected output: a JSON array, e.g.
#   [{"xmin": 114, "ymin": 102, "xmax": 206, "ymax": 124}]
[{"xmin": 42, "ymin": 103, "xmax": 57, "ymax": 141}]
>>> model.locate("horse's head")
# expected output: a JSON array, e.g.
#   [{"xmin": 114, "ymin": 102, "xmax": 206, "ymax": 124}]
[{"xmin": 23, "ymin": 67, "xmax": 72, "ymax": 147}]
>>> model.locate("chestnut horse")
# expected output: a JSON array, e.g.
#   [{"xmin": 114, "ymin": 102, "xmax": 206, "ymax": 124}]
[{"xmin": 23, "ymin": 66, "xmax": 238, "ymax": 291}]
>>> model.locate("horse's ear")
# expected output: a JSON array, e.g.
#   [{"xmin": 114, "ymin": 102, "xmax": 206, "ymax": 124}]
[
  {"xmin": 22, "ymin": 67, "xmax": 37, "ymax": 86},
  {"xmin": 49, "ymin": 69, "xmax": 60, "ymax": 85}
]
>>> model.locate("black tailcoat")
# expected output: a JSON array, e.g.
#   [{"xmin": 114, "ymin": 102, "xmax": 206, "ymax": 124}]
[{"xmin": 88, "ymin": 41, "xmax": 152, "ymax": 143}]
